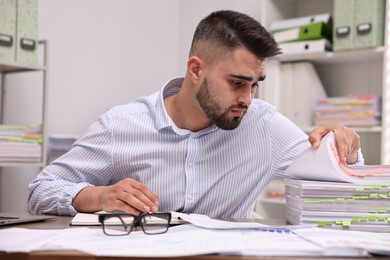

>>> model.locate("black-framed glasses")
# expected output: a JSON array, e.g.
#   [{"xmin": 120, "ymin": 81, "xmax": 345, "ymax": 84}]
[{"xmin": 98, "ymin": 212, "xmax": 171, "ymax": 236}]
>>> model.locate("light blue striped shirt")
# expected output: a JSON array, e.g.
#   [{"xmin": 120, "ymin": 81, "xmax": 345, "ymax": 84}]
[{"xmin": 28, "ymin": 78, "xmax": 362, "ymax": 218}]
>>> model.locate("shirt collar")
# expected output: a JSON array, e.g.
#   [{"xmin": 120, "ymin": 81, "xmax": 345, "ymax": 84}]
[
  {"xmin": 155, "ymin": 77, "xmax": 183, "ymax": 132},
  {"xmin": 155, "ymin": 77, "xmax": 218, "ymax": 136}
]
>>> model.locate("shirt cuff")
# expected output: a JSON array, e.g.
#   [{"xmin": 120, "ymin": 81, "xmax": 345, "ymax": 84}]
[
  {"xmin": 347, "ymin": 148, "xmax": 364, "ymax": 166},
  {"xmin": 58, "ymin": 183, "xmax": 94, "ymax": 216}
]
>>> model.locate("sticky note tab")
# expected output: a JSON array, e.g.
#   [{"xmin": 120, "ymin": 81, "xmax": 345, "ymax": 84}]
[{"xmin": 342, "ymin": 221, "xmax": 351, "ymax": 227}]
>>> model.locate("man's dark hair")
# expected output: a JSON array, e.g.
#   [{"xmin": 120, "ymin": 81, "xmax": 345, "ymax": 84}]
[{"xmin": 189, "ymin": 10, "xmax": 281, "ymax": 65}]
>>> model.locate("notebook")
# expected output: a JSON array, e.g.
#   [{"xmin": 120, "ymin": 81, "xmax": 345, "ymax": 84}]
[{"xmin": 0, "ymin": 212, "xmax": 53, "ymax": 226}]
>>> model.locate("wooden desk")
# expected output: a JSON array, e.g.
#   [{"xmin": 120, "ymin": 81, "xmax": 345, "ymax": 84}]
[{"xmin": 0, "ymin": 216, "xmax": 381, "ymax": 260}]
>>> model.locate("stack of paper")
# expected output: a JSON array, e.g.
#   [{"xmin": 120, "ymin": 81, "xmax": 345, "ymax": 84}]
[
  {"xmin": 313, "ymin": 95, "xmax": 381, "ymax": 127},
  {"xmin": 0, "ymin": 124, "xmax": 42, "ymax": 163},
  {"xmin": 285, "ymin": 180, "xmax": 390, "ymax": 232},
  {"xmin": 285, "ymin": 131, "xmax": 390, "ymax": 232},
  {"xmin": 270, "ymin": 13, "xmax": 332, "ymax": 55}
]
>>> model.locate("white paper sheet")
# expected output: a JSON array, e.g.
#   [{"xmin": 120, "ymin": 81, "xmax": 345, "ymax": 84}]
[
  {"xmin": 294, "ymin": 227, "xmax": 390, "ymax": 256},
  {"xmin": 286, "ymin": 131, "xmax": 390, "ymax": 184},
  {"xmin": 0, "ymin": 225, "xmax": 242, "ymax": 256},
  {"xmin": 238, "ymin": 229, "xmax": 324, "ymax": 256},
  {"xmin": 2, "ymin": 224, "xmax": 389, "ymax": 257},
  {"xmin": 172, "ymin": 212, "xmax": 269, "ymax": 229}
]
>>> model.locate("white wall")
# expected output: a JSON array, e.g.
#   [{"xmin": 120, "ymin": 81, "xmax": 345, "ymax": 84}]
[
  {"xmin": 39, "ymin": 0, "xmax": 181, "ymax": 135},
  {"xmin": 1, "ymin": 0, "xmax": 265, "ymax": 212}
]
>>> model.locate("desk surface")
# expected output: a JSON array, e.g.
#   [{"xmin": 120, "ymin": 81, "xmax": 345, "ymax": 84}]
[{"xmin": 0, "ymin": 216, "xmax": 381, "ymax": 260}]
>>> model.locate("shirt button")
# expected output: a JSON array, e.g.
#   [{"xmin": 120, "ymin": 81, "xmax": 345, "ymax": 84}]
[
  {"xmin": 187, "ymin": 161, "xmax": 193, "ymax": 167},
  {"xmin": 187, "ymin": 194, "xmax": 193, "ymax": 200}
]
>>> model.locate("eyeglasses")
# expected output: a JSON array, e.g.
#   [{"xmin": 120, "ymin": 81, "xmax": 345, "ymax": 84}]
[{"xmin": 98, "ymin": 212, "xmax": 171, "ymax": 236}]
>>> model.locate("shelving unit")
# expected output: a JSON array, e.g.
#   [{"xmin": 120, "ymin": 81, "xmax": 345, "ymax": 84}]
[
  {"xmin": 275, "ymin": 46, "xmax": 385, "ymax": 65},
  {"xmin": 258, "ymin": 0, "xmax": 389, "ymax": 165},
  {"xmin": 255, "ymin": 0, "xmax": 390, "ymax": 218},
  {"xmin": 0, "ymin": 40, "xmax": 48, "ymax": 167}
]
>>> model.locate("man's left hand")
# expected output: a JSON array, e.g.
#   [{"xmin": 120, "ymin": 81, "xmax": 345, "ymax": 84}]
[{"xmin": 309, "ymin": 125, "xmax": 360, "ymax": 164}]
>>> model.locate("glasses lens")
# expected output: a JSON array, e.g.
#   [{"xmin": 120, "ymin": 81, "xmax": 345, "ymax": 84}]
[
  {"xmin": 102, "ymin": 215, "xmax": 135, "ymax": 236},
  {"xmin": 141, "ymin": 213, "xmax": 171, "ymax": 235}
]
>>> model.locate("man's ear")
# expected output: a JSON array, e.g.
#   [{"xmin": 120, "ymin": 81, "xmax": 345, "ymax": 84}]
[{"xmin": 187, "ymin": 56, "xmax": 204, "ymax": 82}]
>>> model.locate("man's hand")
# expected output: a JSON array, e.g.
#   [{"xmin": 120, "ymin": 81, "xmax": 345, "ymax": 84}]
[
  {"xmin": 73, "ymin": 178, "xmax": 159, "ymax": 215},
  {"xmin": 308, "ymin": 125, "xmax": 360, "ymax": 164}
]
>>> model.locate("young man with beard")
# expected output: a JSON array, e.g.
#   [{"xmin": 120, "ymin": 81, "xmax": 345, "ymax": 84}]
[{"xmin": 29, "ymin": 10, "xmax": 362, "ymax": 218}]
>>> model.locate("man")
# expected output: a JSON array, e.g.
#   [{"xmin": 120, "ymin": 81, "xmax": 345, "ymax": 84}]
[{"xmin": 28, "ymin": 10, "xmax": 362, "ymax": 218}]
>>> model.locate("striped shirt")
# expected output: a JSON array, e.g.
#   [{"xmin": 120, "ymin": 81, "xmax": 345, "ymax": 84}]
[{"xmin": 28, "ymin": 78, "xmax": 363, "ymax": 218}]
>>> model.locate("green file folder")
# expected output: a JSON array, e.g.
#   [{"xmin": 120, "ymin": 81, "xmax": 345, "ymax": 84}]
[
  {"xmin": 0, "ymin": 0, "xmax": 17, "ymax": 63},
  {"xmin": 273, "ymin": 22, "xmax": 332, "ymax": 43},
  {"xmin": 16, "ymin": 0, "xmax": 38, "ymax": 65},
  {"xmin": 270, "ymin": 13, "xmax": 332, "ymax": 32},
  {"xmin": 354, "ymin": 0, "xmax": 385, "ymax": 49}
]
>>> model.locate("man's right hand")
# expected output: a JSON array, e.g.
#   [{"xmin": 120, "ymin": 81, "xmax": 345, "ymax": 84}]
[{"xmin": 73, "ymin": 178, "xmax": 159, "ymax": 215}]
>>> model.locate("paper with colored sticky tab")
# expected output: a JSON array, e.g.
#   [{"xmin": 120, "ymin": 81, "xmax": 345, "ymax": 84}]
[{"xmin": 286, "ymin": 131, "xmax": 390, "ymax": 184}]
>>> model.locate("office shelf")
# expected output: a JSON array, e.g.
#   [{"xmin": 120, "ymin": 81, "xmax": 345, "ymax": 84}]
[
  {"xmin": 258, "ymin": 0, "xmax": 389, "ymax": 165},
  {"xmin": 0, "ymin": 62, "xmax": 46, "ymax": 73},
  {"xmin": 301, "ymin": 126, "xmax": 383, "ymax": 134},
  {"xmin": 274, "ymin": 46, "xmax": 385, "ymax": 65},
  {"xmin": 0, "ymin": 40, "xmax": 48, "ymax": 167}
]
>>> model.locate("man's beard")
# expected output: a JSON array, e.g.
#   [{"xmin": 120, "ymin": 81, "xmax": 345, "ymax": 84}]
[{"xmin": 196, "ymin": 78, "xmax": 247, "ymax": 130}]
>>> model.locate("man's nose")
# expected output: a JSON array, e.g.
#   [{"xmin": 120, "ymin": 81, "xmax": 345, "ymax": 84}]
[{"xmin": 237, "ymin": 86, "xmax": 253, "ymax": 105}]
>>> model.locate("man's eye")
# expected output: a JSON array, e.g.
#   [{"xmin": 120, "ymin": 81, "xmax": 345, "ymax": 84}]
[
  {"xmin": 252, "ymin": 83, "xmax": 259, "ymax": 88},
  {"xmin": 232, "ymin": 80, "xmax": 243, "ymax": 87}
]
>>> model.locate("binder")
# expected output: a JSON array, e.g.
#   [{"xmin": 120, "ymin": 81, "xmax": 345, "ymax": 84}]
[
  {"xmin": 0, "ymin": 0, "xmax": 17, "ymax": 63},
  {"xmin": 279, "ymin": 63, "xmax": 294, "ymax": 120},
  {"xmin": 333, "ymin": 0, "xmax": 355, "ymax": 51},
  {"xmin": 278, "ymin": 62, "xmax": 327, "ymax": 128},
  {"xmin": 273, "ymin": 22, "xmax": 332, "ymax": 43},
  {"xmin": 16, "ymin": 0, "xmax": 38, "ymax": 65},
  {"xmin": 333, "ymin": 0, "xmax": 385, "ymax": 51},
  {"xmin": 270, "ymin": 13, "xmax": 332, "ymax": 32},
  {"xmin": 278, "ymin": 39, "xmax": 331, "ymax": 55},
  {"xmin": 353, "ymin": 0, "xmax": 385, "ymax": 49},
  {"xmin": 291, "ymin": 62, "xmax": 327, "ymax": 127}
]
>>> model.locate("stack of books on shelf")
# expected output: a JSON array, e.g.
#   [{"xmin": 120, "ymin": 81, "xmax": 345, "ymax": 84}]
[
  {"xmin": 313, "ymin": 94, "xmax": 381, "ymax": 127},
  {"xmin": 0, "ymin": 124, "xmax": 42, "ymax": 163},
  {"xmin": 270, "ymin": 13, "xmax": 332, "ymax": 55},
  {"xmin": 284, "ymin": 131, "xmax": 390, "ymax": 232}
]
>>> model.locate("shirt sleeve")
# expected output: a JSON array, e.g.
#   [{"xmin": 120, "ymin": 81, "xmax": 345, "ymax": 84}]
[
  {"xmin": 28, "ymin": 112, "xmax": 114, "ymax": 216},
  {"xmin": 268, "ymin": 112, "xmax": 311, "ymax": 180}
]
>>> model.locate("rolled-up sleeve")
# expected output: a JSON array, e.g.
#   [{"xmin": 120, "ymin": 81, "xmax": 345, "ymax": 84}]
[{"xmin": 28, "ymin": 113, "xmax": 114, "ymax": 216}]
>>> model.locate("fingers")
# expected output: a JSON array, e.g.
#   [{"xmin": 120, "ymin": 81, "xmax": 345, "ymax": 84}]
[
  {"xmin": 308, "ymin": 126, "xmax": 333, "ymax": 149},
  {"xmin": 332, "ymin": 125, "xmax": 349, "ymax": 163},
  {"xmin": 332, "ymin": 125, "xmax": 359, "ymax": 163},
  {"xmin": 308, "ymin": 125, "xmax": 360, "ymax": 164},
  {"xmin": 100, "ymin": 178, "xmax": 159, "ymax": 215}
]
